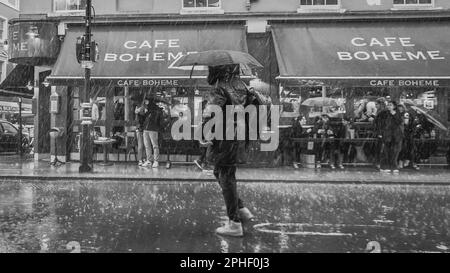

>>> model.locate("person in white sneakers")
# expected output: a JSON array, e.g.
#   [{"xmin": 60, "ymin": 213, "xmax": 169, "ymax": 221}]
[
  {"xmin": 135, "ymin": 98, "xmax": 148, "ymax": 167},
  {"xmin": 202, "ymin": 64, "xmax": 266, "ymax": 237},
  {"xmin": 142, "ymin": 97, "xmax": 164, "ymax": 168}
]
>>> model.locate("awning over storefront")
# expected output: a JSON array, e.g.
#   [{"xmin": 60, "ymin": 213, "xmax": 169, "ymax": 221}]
[
  {"xmin": 272, "ymin": 21, "xmax": 450, "ymax": 87},
  {"xmin": 0, "ymin": 64, "xmax": 34, "ymax": 98},
  {"xmin": 48, "ymin": 23, "xmax": 250, "ymax": 87}
]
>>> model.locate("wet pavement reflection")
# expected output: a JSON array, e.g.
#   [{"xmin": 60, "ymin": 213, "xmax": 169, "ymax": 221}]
[{"xmin": 0, "ymin": 180, "xmax": 449, "ymax": 253}]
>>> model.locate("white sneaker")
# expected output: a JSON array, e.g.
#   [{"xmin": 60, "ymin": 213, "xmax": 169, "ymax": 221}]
[
  {"xmin": 194, "ymin": 160, "xmax": 203, "ymax": 170},
  {"xmin": 239, "ymin": 207, "xmax": 255, "ymax": 221},
  {"xmin": 138, "ymin": 160, "xmax": 144, "ymax": 166},
  {"xmin": 142, "ymin": 160, "xmax": 152, "ymax": 167},
  {"xmin": 152, "ymin": 161, "xmax": 159, "ymax": 168},
  {"xmin": 216, "ymin": 220, "xmax": 243, "ymax": 237}
]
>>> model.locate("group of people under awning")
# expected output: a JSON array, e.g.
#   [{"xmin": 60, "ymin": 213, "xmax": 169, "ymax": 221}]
[{"xmin": 287, "ymin": 96, "xmax": 446, "ymax": 172}]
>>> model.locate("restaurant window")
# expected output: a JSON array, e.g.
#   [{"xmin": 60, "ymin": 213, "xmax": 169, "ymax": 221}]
[
  {"xmin": 54, "ymin": 0, "xmax": 86, "ymax": 12},
  {"xmin": 181, "ymin": 0, "xmax": 224, "ymax": 14},
  {"xmin": 183, "ymin": 0, "xmax": 221, "ymax": 8},
  {"xmin": 0, "ymin": 0, "xmax": 20, "ymax": 10},
  {"xmin": 0, "ymin": 17, "xmax": 6, "ymax": 83},
  {"xmin": 117, "ymin": 0, "xmax": 153, "ymax": 12},
  {"xmin": 393, "ymin": 0, "xmax": 434, "ymax": 8},
  {"xmin": 298, "ymin": 0, "xmax": 342, "ymax": 12}
]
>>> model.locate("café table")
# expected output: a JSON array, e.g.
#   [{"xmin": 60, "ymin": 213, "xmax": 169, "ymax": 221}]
[{"xmin": 94, "ymin": 138, "xmax": 117, "ymax": 166}]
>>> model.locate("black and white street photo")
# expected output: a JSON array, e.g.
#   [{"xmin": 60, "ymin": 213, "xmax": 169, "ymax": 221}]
[{"xmin": 0, "ymin": 0, "xmax": 449, "ymax": 261}]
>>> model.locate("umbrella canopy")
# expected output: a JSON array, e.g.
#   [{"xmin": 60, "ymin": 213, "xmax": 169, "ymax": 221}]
[
  {"xmin": 402, "ymin": 99, "xmax": 448, "ymax": 131},
  {"xmin": 302, "ymin": 97, "xmax": 338, "ymax": 108},
  {"xmin": 175, "ymin": 50, "xmax": 263, "ymax": 68}
]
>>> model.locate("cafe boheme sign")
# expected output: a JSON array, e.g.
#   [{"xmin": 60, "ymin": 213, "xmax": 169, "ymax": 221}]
[
  {"xmin": 49, "ymin": 24, "xmax": 247, "ymax": 86},
  {"xmin": 271, "ymin": 22, "xmax": 450, "ymax": 86},
  {"xmin": 368, "ymin": 79, "xmax": 441, "ymax": 87},
  {"xmin": 104, "ymin": 39, "xmax": 200, "ymax": 88},
  {"xmin": 8, "ymin": 21, "xmax": 60, "ymax": 66},
  {"xmin": 337, "ymin": 37, "xmax": 445, "ymax": 62}
]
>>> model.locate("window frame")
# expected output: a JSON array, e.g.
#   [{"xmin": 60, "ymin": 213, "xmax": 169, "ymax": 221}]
[
  {"xmin": 393, "ymin": 0, "xmax": 435, "ymax": 9},
  {"xmin": 0, "ymin": 16, "xmax": 8, "ymax": 83},
  {"xmin": 297, "ymin": 0, "xmax": 344, "ymax": 13},
  {"xmin": 53, "ymin": 0, "xmax": 86, "ymax": 13},
  {"xmin": 180, "ymin": 0, "xmax": 224, "ymax": 15},
  {"xmin": 0, "ymin": 0, "xmax": 20, "ymax": 11}
]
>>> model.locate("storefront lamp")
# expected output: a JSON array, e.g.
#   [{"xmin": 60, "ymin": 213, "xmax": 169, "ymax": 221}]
[
  {"xmin": 1, "ymin": 40, "xmax": 8, "ymax": 51},
  {"xmin": 26, "ymin": 81, "xmax": 34, "ymax": 91},
  {"xmin": 43, "ymin": 78, "xmax": 51, "ymax": 88}
]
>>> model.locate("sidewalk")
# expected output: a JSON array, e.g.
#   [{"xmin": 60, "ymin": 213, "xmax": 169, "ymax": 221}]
[{"xmin": 0, "ymin": 157, "xmax": 450, "ymax": 185}]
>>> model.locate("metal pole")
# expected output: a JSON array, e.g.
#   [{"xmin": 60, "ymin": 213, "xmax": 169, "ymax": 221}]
[
  {"xmin": 18, "ymin": 97, "xmax": 23, "ymax": 157},
  {"xmin": 79, "ymin": 0, "xmax": 93, "ymax": 173}
]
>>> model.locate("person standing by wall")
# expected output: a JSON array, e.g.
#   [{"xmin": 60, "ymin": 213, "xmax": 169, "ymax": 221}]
[
  {"xmin": 142, "ymin": 98, "xmax": 164, "ymax": 168},
  {"xmin": 373, "ymin": 97, "xmax": 387, "ymax": 170},
  {"xmin": 376, "ymin": 101, "xmax": 404, "ymax": 174},
  {"xmin": 330, "ymin": 116, "xmax": 351, "ymax": 170},
  {"xmin": 399, "ymin": 111, "xmax": 420, "ymax": 170},
  {"xmin": 135, "ymin": 97, "xmax": 148, "ymax": 166}
]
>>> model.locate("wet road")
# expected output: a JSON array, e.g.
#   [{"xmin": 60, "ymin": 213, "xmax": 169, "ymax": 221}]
[{"xmin": 0, "ymin": 180, "xmax": 449, "ymax": 253}]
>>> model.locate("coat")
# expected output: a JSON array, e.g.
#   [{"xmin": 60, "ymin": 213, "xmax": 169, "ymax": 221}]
[
  {"xmin": 374, "ymin": 109, "xmax": 404, "ymax": 142},
  {"xmin": 204, "ymin": 79, "xmax": 269, "ymax": 166},
  {"xmin": 143, "ymin": 104, "xmax": 164, "ymax": 132}
]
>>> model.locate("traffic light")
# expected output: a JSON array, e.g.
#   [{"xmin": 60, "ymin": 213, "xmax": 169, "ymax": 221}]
[{"xmin": 76, "ymin": 37, "xmax": 99, "ymax": 63}]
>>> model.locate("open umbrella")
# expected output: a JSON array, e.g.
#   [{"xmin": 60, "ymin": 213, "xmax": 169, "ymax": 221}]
[
  {"xmin": 175, "ymin": 50, "xmax": 263, "ymax": 69},
  {"xmin": 302, "ymin": 97, "xmax": 338, "ymax": 108},
  {"xmin": 402, "ymin": 99, "xmax": 448, "ymax": 131}
]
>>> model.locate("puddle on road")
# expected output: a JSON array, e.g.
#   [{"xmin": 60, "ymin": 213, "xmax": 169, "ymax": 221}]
[{"xmin": 0, "ymin": 181, "xmax": 449, "ymax": 253}]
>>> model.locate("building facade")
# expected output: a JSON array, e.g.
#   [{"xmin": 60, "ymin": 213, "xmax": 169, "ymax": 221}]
[{"xmin": 9, "ymin": 0, "xmax": 450, "ymax": 165}]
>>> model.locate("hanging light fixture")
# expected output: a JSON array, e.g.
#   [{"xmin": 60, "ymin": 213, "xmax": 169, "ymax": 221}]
[
  {"xmin": 26, "ymin": 81, "xmax": 34, "ymax": 91},
  {"xmin": 43, "ymin": 77, "xmax": 51, "ymax": 88}
]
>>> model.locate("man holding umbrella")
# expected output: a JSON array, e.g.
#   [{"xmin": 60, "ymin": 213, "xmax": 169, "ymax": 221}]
[{"xmin": 177, "ymin": 50, "xmax": 266, "ymax": 236}]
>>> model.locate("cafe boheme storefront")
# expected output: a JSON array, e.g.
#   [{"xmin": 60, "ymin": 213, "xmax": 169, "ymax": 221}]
[
  {"xmin": 271, "ymin": 19, "xmax": 450, "ymax": 167},
  {"xmin": 46, "ymin": 22, "xmax": 253, "ymax": 163}
]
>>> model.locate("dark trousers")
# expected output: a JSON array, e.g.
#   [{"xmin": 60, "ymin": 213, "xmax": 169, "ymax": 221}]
[
  {"xmin": 199, "ymin": 146, "xmax": 207, "ymax": 164},
  {"xmin": 399, "ymin": 137, "xmax": 416, "ymax": 163},
  {"xmin": 381, "ymin": 139, "xmax": 403, "ymax": 170},
  {"xmin": 375, "ymin": 140, "xmax": 384, "ymax": 167},
  {"xmin": 214, "ymin": 165, "xmax": 244, "ymax": 222}
]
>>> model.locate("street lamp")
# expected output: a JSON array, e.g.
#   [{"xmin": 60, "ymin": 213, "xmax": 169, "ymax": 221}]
[
  {"xmin": 79, "ymin": 0, "xmax": 94, "ymax": 173},
  {"xmin": 17, "ymin": 97, "xmax": 23, "ymax": 157}
]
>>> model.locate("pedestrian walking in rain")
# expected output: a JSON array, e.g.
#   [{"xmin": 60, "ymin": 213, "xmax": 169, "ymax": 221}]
[
  {"xmin": 376, "ymin": 100, "xmax": 404, "ymax": 174},
  {"xmin": 203, "ymin": 64, "xmax": 262, "ymax": 237}
]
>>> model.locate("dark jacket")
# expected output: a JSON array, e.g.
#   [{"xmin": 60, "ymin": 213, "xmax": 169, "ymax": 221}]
[
  {"xmin": 204, "ymin": 79, "xmax": 269, "ymax": 166},
  {"xmin": 135, "ymin": 105, "xmax": 147, "ymax": 132},
  {"xmin": 374, "ymin": 109, "xmax": 404, "ymax": 142},
  {"xmin": 143, "ymin": 103, "xmax": 164, "ymax": 132}
]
